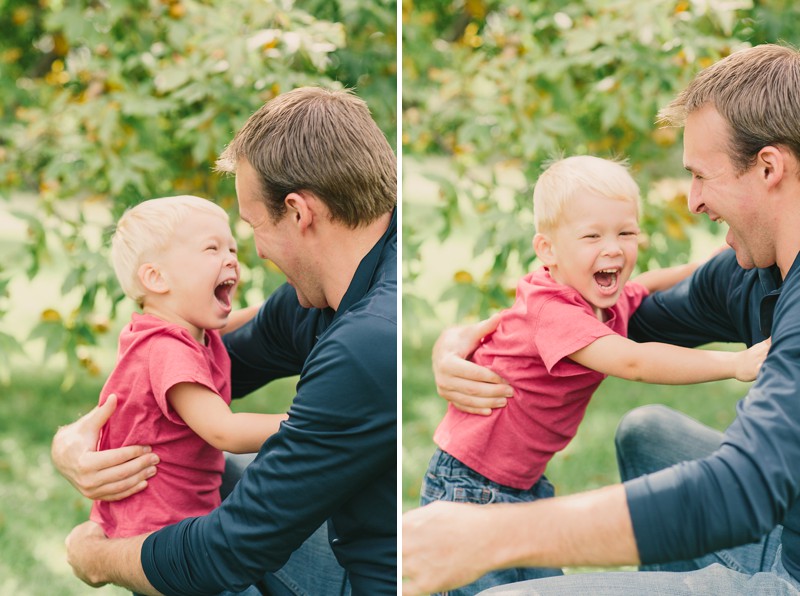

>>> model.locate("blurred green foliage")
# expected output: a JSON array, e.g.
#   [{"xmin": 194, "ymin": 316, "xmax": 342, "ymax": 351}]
[
  {"xmin": 402, "ymin": 0, "xmax": 800, "ymax": 326},
  {"xmin": 0, "ymin": 0, "xmax": 396, "ymax": 384}
]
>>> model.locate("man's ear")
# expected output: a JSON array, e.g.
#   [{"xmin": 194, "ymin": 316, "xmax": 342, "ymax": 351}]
[
  {"xmin": 757, "ymin": 145, "xmax": 785, "ymax": 190},
  {"xmin": 533, "ymin": 233, "xmax": 556, "ymax": 266},
  {"xmin": 284, "ymin": 192, "xmax": 314, "ymax": 232},
  {"xmin": 138, "ymin": 263, "xmax": 169, "ymax": 294}
]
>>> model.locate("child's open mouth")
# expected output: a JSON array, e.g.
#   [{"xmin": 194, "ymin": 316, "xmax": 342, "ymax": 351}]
[
  {"xmin": 214, "ymin": 279, "xmax": 236, "ymax": 311},
  {"xmin": 593, "ymin": 268, "xmax": 620, "ymax": 295}
]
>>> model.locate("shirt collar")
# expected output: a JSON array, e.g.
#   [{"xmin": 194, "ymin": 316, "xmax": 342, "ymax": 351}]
[
  {"xmin": 757, "ymin": 252, "xmax": 800, "ymax": 337},
  {"xmin": 334, "ymin": 208, "xmax": 396, "ymax": 320}
]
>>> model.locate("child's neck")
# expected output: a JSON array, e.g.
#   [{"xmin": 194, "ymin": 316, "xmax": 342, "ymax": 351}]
[
  {"xmin": 141, "ymin": 303, "xmax": 206, "ymax": 344},
  {"xmin": 545, "ymin": 266, "xmax": 609, "ymax": 322}
]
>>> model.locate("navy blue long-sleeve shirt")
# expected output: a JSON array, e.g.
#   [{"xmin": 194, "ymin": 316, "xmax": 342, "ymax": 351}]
[
  {"xmin": 140, "ymin": 212, "xmax": 397, "ymax": 595},
  {"xmin": 625, "ymin": 248, "xmax": 800, "ymax": 579}
]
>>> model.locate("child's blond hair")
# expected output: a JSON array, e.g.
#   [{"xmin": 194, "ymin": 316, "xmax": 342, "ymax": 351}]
[
  {"xmin": 533, "ymin": 156, "xmax": 640, "ymax": 233},
  {"xmin": 111, "ymin": 195, "xmax": 229, "ymax": 306}
]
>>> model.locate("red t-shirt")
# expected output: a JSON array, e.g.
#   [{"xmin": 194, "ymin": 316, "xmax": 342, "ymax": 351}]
[
  {"xmin": 90, "ymin": 313, "xmax": 231, "ymax": 537},
  {"xmin": 434, "ymin": 267, "xmax": 649, "ymax": 489}
]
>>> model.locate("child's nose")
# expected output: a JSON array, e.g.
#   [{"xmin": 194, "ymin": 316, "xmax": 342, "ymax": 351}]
[{"xmin": 602, "ymin": 240, "xmax": 623, "ymax": 256}]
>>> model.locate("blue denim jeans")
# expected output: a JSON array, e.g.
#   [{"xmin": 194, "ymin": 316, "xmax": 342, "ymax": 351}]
[
  {"xmin": 217, "ymin": 453, "xmax": 351, "ymax": 596},
  {"xmin": 421, "ymin": 448, "xmax": 563, "ymax": 595},
  {"xmin": 477, "ymin": 405, "xmax": 800, "ymax": 595}
]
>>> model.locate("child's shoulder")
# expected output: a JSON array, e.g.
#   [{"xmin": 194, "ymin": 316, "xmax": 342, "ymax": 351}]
[
  {"xmin": 617, "ymin": 280, "xmax": 650, "ymax": 314},
  {"xmin": 517, "ymin": 267, "xmax": 584, "ymax": 302},
  {"xmin": 622, "ymin": 279, "xmax": 650, "ymax": 298},
  {"xmin": 122, "ymin": 313, "xmax": 207, "ymax": 350}
]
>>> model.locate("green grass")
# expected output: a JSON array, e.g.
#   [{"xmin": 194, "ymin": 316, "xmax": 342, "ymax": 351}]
[{"xmin": 0, "ymin": 365, "xmax": 296, "ymax": 596}]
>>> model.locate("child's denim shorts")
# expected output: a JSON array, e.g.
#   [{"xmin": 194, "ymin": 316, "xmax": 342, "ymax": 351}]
[{"xmin": 420, "ymin": 448, "xmax": 563, "ymax": 596}]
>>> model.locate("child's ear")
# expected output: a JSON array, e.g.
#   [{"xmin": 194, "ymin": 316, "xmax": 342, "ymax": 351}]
[
  {"xmin": 138, "ymin": 263, "xmax": 169, "ymax": 294},
  {"xmin": 533, "ymin": 233, "xmax": 557, "ymax": 266}
]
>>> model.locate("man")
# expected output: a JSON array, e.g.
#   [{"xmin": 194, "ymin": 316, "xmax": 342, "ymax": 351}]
[
  {"xmin": 55, "ymin": 87, "xmax": 397, "ymax": 595},
  {"xmin": 403, "ymin": 44, "xmax": 800, "ymax": 595}
]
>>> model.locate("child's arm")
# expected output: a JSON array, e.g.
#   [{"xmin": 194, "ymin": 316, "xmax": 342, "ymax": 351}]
[
  {"xmin": 167, "ymin": 382, "xmax": 287, "ymax": 453},
  {"xmin": 220, "ymin": 304, "xmax": 262, "ymax": 336},
  {"xmin": 569, "ymin": 335, "xmax": 771, "ymax": 384},
  {"xmin": 632, "ymin": 262, "xmax": 699, "ymax": 293}
]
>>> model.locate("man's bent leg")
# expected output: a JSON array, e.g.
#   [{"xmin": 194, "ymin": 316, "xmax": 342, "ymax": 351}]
[
  {"xmin": 221, "ymin": 452, "xmax": 257, "ymax": 500},
  {"xmin": 614, "ymin": 404, "xmax": 722, "ymax": 482},
  {"xmin": 258, "ymin": 523, "xmax": 350, "ymax": 596},
  {"xmin": 614, "ymin": 404, "xmax": 783, "ymax": 576}
]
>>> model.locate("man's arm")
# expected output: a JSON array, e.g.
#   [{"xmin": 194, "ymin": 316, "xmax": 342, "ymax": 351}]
[
  {"xmin": 224, "ymin": 284, "xmax": 325, "ymax": 397},
  {"xmin": 65, "ymin": 521, "xmax": 157, "ymax": 594},
  {"xmin": 402, "ymin": 484, "xmax": 637, "ymax": 596},
  {"xmin": 629, "ymin": 249, "xmax": 754, "ymax": 346},
  {"xmin": 51, "ymin": 394, "xmax": 159, "ymax": 501}
]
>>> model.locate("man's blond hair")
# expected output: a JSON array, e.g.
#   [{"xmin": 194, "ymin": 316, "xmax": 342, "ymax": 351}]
[
  {"xmin": 658, "ymin": 44, "xmax": 800, "ymax": 173},
  {"xmin": 111, "ymin": 195, "xmax": 228, "ymax": 306},
  {"xmin": 533, "ymin": 156, "xmax": 640, "ymax": 234}
]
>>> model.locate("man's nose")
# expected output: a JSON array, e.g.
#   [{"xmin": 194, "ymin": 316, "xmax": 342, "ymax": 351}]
[{"xmin": 688, "ymin": 180, "xmax": 705, "ymax": 214}]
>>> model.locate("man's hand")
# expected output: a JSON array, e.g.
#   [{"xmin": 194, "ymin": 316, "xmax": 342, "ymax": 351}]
[
  {"xmin": 403, "ymin": 486, "xmax": 639, "ymax": 595},
  {"xmin": 433, "ymin": 314, "xmax": 513, "ymax": 415},
  {"xmin": 402, "ymin": 502, "xmax": 497, "ymax": 595},
  {"xmin": 65, "ymin": 521, "xmax": 109, "ymax": 587},
  {"xmin": 65, "ymin": 521, "xmax": 157, "ymax": 594},
  {"xmin": 51, "ymin": 394, "xmax": 159, "ymax": 500}
]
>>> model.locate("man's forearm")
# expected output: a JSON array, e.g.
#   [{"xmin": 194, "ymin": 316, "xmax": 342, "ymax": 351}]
[
  {"xmin": 66, "ymin": 523, "xmax": 158, "ymax": 595},
  {"xmin": 491, "ymin": 484, "xmax": 639, "ymax": 569},
  {"xmin": 402, "ymin": 484, "xmax": 639, "ymax": 595},
  {"xmin": 102, "ymin": 534, "xmax": 158, "ymax": 595}
]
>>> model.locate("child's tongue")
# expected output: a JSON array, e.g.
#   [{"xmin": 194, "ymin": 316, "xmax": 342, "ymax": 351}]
[
  {"xmin": 594, "ymin": 271, "xmax": 616, "ymax": 288},
  {"xmin": 215, "ymin": 284, "xmax": 231, "ymax": 308}
]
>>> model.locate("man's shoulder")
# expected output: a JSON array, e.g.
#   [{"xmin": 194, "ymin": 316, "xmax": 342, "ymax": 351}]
[
  {"xmin": 329, "ymin": 297, "xmax": 396, "ymax": 352},
  {"xmin": 341, "ymin": 263, "xmax": 397, "ymax": 327},
  {"xmin": 313, "ymin": 288, "xmax": 396, "ymax": 376}
]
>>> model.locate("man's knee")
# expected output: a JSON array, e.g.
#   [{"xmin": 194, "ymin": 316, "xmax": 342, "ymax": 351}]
[{"xmin": 615, "ymin": 404, "xmax": 675, "ymax": 457}]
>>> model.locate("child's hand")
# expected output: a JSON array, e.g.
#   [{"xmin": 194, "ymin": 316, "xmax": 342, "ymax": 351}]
[{"xmin": 735, "ymin": 338, "xmax": 771, "ymax": 382}]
